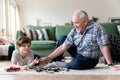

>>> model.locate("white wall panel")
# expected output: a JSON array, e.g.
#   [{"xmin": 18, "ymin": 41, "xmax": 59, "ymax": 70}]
[{"xmin": 18, "ymin": 0, "xmax": 120, "ymax": 26}]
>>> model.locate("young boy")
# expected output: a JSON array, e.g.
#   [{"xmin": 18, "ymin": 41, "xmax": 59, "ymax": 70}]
[{"xmin": 11, "ymin": 36, "xmax": 39, "ymax": 70}]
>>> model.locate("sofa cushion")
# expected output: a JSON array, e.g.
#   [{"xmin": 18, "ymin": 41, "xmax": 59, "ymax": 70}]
[
  {"xmin": 35, "ymin": 29, "xmax": 49, "ymax": 40},
  {"xmin": 22, "ymin": 28, "xmax": 49, "ymax": 40},
  {"xmin": 26, "ymin": 25, "xmax": 56, "ymax": 41},
  {"xmin": 100, "ymin": 23, "xmax": 119, "ymax": 35},
  {"xmin": 30, "ymin": 40, "xmax": 56, "ymax": 49},
  {"xmin": 55, "ymin": 25, "xmax": 74, "ymax": 41}
]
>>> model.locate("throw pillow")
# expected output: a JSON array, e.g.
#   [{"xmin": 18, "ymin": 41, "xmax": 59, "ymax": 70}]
[
  {"xmin": 21, "ymin": 28, "xmax": 49, "ymax": 40},
  {"xmin": 107, "ymin": 35, "xmax": 120, "ymax": 64}
]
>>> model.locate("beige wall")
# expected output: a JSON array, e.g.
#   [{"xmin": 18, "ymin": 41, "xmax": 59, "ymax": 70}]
[{"xmin": 5, "ymin": 0, "xmax": 120, "ymax": 26}]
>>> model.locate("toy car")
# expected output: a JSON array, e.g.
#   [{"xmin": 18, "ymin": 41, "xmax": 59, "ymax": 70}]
[{"xmin": 4, "ymin": 67, "xmax": 20, "ymax": 72}]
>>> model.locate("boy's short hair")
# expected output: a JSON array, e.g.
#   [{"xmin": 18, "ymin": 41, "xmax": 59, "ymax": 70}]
[{"xmin": 17, "ymin": 36, "xmax": 31, "ymax": 47}]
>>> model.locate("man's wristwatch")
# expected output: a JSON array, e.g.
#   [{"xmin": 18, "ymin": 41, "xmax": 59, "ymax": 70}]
[{"xmin": 108, "ymin": 63, "xmax": 113, "ymax": 66}]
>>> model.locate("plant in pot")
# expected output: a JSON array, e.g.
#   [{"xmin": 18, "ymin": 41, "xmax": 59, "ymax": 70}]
[{"xmin": 90, "ymin": 16, "xmax": 98, "ymax": 22}]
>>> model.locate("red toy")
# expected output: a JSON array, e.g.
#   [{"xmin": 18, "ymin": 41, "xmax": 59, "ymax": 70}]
[
  {"xmin": 0, "ymin": 39, "xmax": 3, "ymax": 45},
  {"xmin": 4, "ymin": 67, "xmax": 20, "ymax": 72}
]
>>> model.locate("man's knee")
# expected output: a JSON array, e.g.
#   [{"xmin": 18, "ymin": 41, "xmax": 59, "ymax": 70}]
[
  {"xmin": 57, "ymin": 35, "xmax": 67, "ymax": 45},
  {"xmin": 66, "ymin": 63, "xmax": 81, "ymax": 70}
]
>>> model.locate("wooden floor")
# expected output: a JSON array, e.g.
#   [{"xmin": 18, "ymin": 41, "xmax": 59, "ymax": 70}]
[
  {"xmin": 0, "ymin": 60, "xmax": 11, "ymax": 66},
  {"xmin": 0, "ymin": 75, "xmax": 120, "ymax": 80},
  {"xmin": 0, "ymin": 61, "xmax": 120, "ymax": 80}
]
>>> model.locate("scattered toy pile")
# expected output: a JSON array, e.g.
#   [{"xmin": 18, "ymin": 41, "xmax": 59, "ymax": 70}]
[{"xmin": 35, "ymin": 67, "xmax": 69, "ymax": 73}]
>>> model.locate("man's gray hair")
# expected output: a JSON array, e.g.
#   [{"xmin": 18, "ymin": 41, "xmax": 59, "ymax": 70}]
[{"xmin": 73, "ymin": 10, "xmax": 89, "ymax": 19}]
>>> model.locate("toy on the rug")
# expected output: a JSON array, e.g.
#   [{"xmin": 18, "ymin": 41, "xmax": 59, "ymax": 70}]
[
  {"xmin": 35, "ymin": 67, "xmax": 69, "ymax": 73},
  {"xmin": 4, "ymin": 67, "xmax": 20, "ymax": 72}
]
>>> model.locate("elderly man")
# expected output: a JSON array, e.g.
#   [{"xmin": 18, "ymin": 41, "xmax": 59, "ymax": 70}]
[{"xmin": 40, "ymin": 10, "xmax": 120, "ymax": 70}]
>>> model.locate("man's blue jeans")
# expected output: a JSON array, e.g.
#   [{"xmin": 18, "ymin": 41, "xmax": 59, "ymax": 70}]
[{"xmin": 52, "ymin": 35, "xmax": 99, "ymax": 70}]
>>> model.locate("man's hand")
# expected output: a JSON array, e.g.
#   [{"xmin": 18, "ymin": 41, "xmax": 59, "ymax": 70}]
[
  {"xmin": 109, "ymin": 65, "xmax": 120, "ymax": 71},
  {"xmin": 39, "ymin": 56, "xmax": 51, "ymax": 64}
]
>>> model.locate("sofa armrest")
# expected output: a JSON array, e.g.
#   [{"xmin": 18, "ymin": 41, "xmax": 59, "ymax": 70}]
[
  {"xmin": 16, "ymin": 30, "xmax": 24, "ymax": 40},
  {"xmin": 8, "ymin": 45, "xmax": 15, "ymax": 60},
  {"xmin": 15, "ymin": 30, "xmax": 24, "ymax": 49}
]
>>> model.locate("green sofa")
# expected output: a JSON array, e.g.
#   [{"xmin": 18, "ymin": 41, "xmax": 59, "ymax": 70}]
[
  {"xmin": 16, "ymin": 25, "xmax": 73, "ymax": 56},
  {"xmin": 16, "ymin": 22, "xmax": 120, "ymax": 57}
]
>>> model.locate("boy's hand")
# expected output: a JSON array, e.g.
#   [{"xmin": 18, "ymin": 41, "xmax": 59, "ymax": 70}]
[
  {"xmin": 29, "ymin": 57, "xmax": 40, "ymax": 68},
  {"xmin": 34, "ymin": 57, "xmax": 40, "ymax": 64}
]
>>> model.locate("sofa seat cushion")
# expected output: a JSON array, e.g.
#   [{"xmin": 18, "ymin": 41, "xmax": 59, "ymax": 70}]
[{"xmin": 31, "ymin": 40, "xmax": 56, "ymax": 49}]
